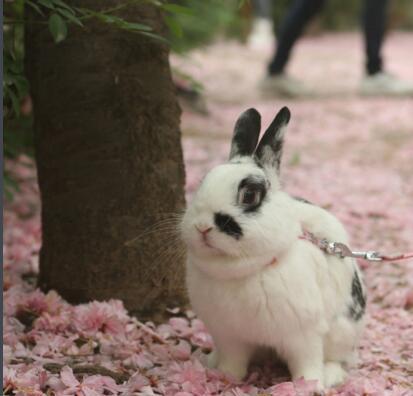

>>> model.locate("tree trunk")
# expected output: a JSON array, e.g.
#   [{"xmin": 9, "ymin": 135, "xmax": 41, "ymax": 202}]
[{"xmin": 25, "ymin": 1, "xmax": 187, "ymax": 321}]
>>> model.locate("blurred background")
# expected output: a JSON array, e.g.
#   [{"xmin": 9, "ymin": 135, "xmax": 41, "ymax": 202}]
[{"xmin": 4, "ymin": 0, "xmax": 413, "ymax": 198}]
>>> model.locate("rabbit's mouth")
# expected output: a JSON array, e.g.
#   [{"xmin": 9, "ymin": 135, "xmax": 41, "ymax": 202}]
[
  {"xmin": 198, "ymin": 235, "xmax": 226, "ymax": 256},
  {"xmin": 196, "ymin": 228, "xmax": 211, "ymax": 246},
  {"xmin": 202, "ymin": 236, "xmax": 219, "ymax": 251},
  {"xmin": 202, "ymin": 237, "xmax": 214, "ymax": 249}
]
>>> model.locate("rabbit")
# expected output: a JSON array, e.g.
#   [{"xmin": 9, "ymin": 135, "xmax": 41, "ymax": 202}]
[{"xmin": 180, "ymin": 107, "xmax": 366, "ymax": 389}]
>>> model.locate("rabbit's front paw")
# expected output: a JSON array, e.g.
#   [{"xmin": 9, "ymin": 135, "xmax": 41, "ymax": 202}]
[
  {"xmin": 286, "ymin": 335, "xmax": 325, "ymax": 390},
  {"xmin": 217, "ymin": 358, "xmax": 248, "ymax": 381},
  {"xmin": 324, "ymin": 361, "xmax": 347, "ymax": 388},
  {"xmin": 212, "ymin": 340, "xmax": 252, "ymax": 381},
  {"xmin": 206, "ymin": 350, "xmax": 218, "ymax": 369},
  {"xmin": 292, "ymin": 367, "xmax": 324, "ymax": 391}
]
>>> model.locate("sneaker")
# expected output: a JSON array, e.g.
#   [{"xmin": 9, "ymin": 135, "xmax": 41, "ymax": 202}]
[
  {"xmin": 248, "ymin": 18, "xmax": 274, "ymax": 49},
  {"xmin": 360, "ymin": 72, "xmax": 413, "ymax": 96},
  {"xmin": 260, "ymin": 74, "xmax": 313, "ymax": 98}
]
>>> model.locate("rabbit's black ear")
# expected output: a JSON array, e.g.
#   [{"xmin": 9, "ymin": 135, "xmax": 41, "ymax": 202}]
[
  {"xmin": 229, "ymin": 108, "xmax": 261, "ymax": 160},
  {"xmin": 255, "ymin": 107, "xmax": 290, "ymax": 172}
]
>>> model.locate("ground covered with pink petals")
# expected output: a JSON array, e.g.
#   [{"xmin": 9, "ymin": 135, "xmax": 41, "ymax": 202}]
[{"xmin": 3, "ymin": 33, "xmax": 413, "ymax": 395}]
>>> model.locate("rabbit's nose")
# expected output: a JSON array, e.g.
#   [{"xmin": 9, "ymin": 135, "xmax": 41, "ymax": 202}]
[{"xmin": 195, "ymin": 225, "xmax": 213, "ymax": 235}]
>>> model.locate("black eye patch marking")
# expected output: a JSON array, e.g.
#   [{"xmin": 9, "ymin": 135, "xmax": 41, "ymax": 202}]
[
  {"xmin": 348, "ymin": 270, "xmax": 366, "ymax": 321},
  {"xmin": 214, "ymin": 212, "xmax": 243, "ymax": 240},
  {"xmin": 237, "ymin": 175, "xmax": 268, "ymax": 213}
]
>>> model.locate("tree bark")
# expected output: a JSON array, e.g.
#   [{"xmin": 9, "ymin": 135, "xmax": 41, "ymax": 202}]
[{"xmin": 25, "ymin": 1, "xmax": 187, "ymax": 321}]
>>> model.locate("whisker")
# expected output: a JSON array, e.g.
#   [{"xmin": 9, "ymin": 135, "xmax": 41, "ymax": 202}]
[
  {"xmin": 153, "ymin": 241, "xmax": 186, "ymax": 267},
  {"xmin": 125, "ymin": 217, "xmax": 183, "ymax": 246}
]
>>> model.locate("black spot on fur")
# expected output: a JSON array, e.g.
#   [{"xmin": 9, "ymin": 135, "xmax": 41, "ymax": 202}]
[
  {"xmin": 348, "ymin": 271, "xmax": 366, "ymax": 321},
  {"xmin": 238, "ymin": 175, "xmax": 267, "ymax": 213},
  {"xmin": 214, "ymin": 212, "xmax": 243, "ymax": 239},
  {"xmin": 293, "ymin": 196, "xmax": 314, "ymax": 205}
]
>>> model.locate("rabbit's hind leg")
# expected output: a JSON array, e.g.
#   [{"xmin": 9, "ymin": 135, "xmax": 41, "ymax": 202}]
[{"xmin": 324, "ymin": 315, "xmax": 363, "ymax": 366}]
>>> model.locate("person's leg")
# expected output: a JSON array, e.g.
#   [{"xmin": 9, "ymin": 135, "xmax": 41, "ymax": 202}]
[
  {"xmin": 360, "ymin": 0, "xmax": 413, "ymax": 96},
  {"xmin": 253, "ymin": 0, "xmax": 272, "ymax": 19},
  {"xmin": 362, "ymin": 0, "xmax": 389, "ymax": 75},
  {"xmin": 268, "ymin": 0, "xmax": 325, "ymax": 75}
]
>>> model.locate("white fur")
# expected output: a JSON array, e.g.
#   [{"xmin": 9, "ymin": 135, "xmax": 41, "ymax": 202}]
[{"xmin": 181, "ymin": 158, "xmax": 365, "ymax": 389}]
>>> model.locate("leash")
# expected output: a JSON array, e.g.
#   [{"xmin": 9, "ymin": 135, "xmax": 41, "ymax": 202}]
[{"xmin": 300, "ymin": 230, "xmax": 413, "ymax": 262}]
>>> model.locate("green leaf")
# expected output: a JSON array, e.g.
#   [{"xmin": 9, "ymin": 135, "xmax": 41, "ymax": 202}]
[
  {"xmin": 38, "ymin": 0, "xmax": 56, "ymax": 9},
  {"xmin": 3, "ymin": 73, "xmax": 13, "ymax": 86},
  {"xmin": 4, "ymin": 144, "xmax": 19, "ymax": 158},
  {"xmin": 162, "ymin": 3, "xmax": 193, "ymax": 16},
  {"xmin": 4, "ymin": 172, "xmax": 20, "ymax": 201},
  {"xmin": 52, "ymin": 0, "xmax": 75, "ymax": 12},
  {"xmin": 164, "ymin": 15, "xmax": 182, "ymax": 38},
  {"xmin": 172, "ymin": 67, "xmax": 204, "ymax": 93},
  {"xmin": 92, "ymin": 13, "xmax": 153, "ymax": 32},
  {"xmin": 26, "ymin": 0, "xmax": 45, "ymax": 16},
  {"xmin": 4, "ymin": 185, "xmax": 14, "ymax": 202},
  {"xmin": 57, "ymin": 8, "xmax": 84, "ymax": 26},
  {"xmin": 13, "ymin": 76, "xmax": 29, "ymax": 98},
  {"xmin": 6, "ymin": 87, "xmax": 21, "ymax": 116},
  {"xmin": 145, "ymin": 0, "xmax": 162, "ymax": 6},
  {"xmin": 4, "ymin": 54, "xmax": 23, "ymax": 74},
  {"xmin": 72, "ymin": 6, "xmax": 88, "ymax": 17},
  {"xmin": 138, "ymin": 31, "xmax": 170, "ymax": 45},
  {"xmin": 95, "ymin": 14, "xmax": 117, "ymax": 24},
  {"xmin": 119, "ymin": 21, "xmax": 153, "ymax": 32},
  {"xmin": 238, "ymin": 0, "xmax": 250, "ymax": 9},
  {"xmin": 48, "ymin": 13, "xmax": 68, "ymax": 43}
]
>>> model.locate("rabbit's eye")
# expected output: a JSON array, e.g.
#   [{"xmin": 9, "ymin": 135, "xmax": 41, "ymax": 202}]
[
  {"xmin": 237, "ymin": 176, "xmax": 267, "ymax": 212},
  {"xmin": 239, "ymin": 188, "xmax": 261, "ymax": 206}
]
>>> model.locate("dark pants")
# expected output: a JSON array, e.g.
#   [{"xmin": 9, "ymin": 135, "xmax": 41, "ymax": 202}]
[{"xmin": 268, "ymin": 0, "xmax": 389, "ymax": 76}]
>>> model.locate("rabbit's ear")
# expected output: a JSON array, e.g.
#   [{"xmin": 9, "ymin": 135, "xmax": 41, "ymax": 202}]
[
  {"xmin": 255, "ymin": 107, "xmax": 290, "ymax": 172},
  {"xmin": 229, "ymin": 108, "xmax": 261, "ymax": 160}
]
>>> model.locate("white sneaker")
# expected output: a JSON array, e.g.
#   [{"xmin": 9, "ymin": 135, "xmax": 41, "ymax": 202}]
[
  {"xmin": 248, "ymin": 18, "xmax": 274, "ymax": 49},
  {"xmin": 260, "ymin": 74, "xmax": 313, "ymax": 98},
  {"xmin": 360, "ymin": 72, "xmax": 413, "ymax": 96}
]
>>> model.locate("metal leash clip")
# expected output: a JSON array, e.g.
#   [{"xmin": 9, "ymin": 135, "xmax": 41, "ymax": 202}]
[
  {"xmin": 326, "ymin": 241, "xmax": 383, "ymax": 261},
  {"xmin": 301, "ymin": 230, "xmax": 413, "ymax": 263}
]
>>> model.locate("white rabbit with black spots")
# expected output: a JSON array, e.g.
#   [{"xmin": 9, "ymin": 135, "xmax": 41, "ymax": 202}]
[{"xmin": 181, "ymin": 107, "xmax": 366, "ymax": 389}]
